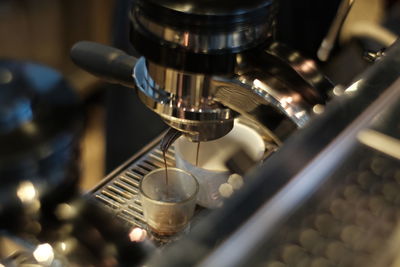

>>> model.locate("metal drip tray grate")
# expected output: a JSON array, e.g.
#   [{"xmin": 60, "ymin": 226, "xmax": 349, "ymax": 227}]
[
  {"xmin": 91, "ymin": 143, "xmax": 176, "ymax": 228},
  {"xmin": 90, "ymin": 119, "xmax": 274, "ymax": 230}
]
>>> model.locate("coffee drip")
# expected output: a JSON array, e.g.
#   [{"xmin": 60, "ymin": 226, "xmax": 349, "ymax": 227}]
[
  {"xmin": 160, "ymin": 128, "xmax": 202, "ymax": 187},
  {"xmin": 196, "ymin": 142, "xmax": 201, "ymax": 166},
  {"xmin": 160, "ymin": 128, "xmax": 182, "ymax": 187}
]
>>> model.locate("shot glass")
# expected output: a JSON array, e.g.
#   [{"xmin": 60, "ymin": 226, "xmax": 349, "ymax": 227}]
[{"xmin": 139, "ymin": 168, "xmax": 199, "ymax": 237}]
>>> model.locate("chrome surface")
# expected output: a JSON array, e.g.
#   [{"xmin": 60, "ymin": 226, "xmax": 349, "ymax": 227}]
[
  {"xmin": 213, "ymin": 71, "xmax": 311, "ymax": 140},
  {"xmin": 266, "ymin": 42, "xmax": 334, "ymax": 98},
  {"xmin": 135, "ymin": 58, "xmax": 234, "ymax": 141},
  {"xmin": 91, "ymin": 119, "xmax": 276, "ymax": 231},
  {"xmin": 190, "ymin": 41, "xmax": 400, "ymax": 267},
  {"xmin": 136, "ymin": 39, "xmax": 400, "ymax": 265},
  {"xmin": 134, "ymin": 42, "xmax": 332, "ymax": 142},
  {"xmin": 135, "ymin": 58, "xmax": 233, "ymax": 122},
  {"xmin": 200, "ymin": 78, "xmax": 400, "ymax": 267},
  {"xmin": 133, "ymin": 9, "xmax": 273, "ymax": 53}
]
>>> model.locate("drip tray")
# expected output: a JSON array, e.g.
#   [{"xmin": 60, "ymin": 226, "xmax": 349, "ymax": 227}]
[{"xmin": 89, "ymin": 121, "xmax": 274, "ymax": 243}]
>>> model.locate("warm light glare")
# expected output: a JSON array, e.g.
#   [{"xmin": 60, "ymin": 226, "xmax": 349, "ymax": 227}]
[
  {"xmin": 236, "ymin": 54, "xmax": 243, "ymax": 64},
  {"xmin": 22, "ymin": 122, "xmax": 38, "ymax": 135},
  {"xmin": 56, "ymin": 238, "xmax": 77, "ymax": 255},
  {"xmin": 60, "ymin": 242, "xmax": 66, "ymax": 251},
  {"xmin": 0, "ymin": 68, "xmax": 12, "ymax": 84},
  {"xmin": 17, "ymin": 181, "xmax": 37, "ymax": 203},
  {"xmin": 298, "ymin": 59, "xmax": 316, "ymax": 73},
  {"xmin": 129, "ymin": 227, "xmax": 147, "ymax": 242},
  {"xmin": 358, "ymin": 129, "xmax": 400, "ymax": 160},
  {"xmin": 333, "ymin": 86, "xmax": 345, "ymax": 96},
  {"xmin": 183, "ymin": 32, "xmax": 189, "ymax": 46},
  {"xmin": 253, "ymin": 78, "xmax": 264, "ymax": 89},
  {"xmin": 280, "ymin": 96, "xmax": 294, "ymax": 108},
  {"xmin": 313, "ymin": 104, "xmax": 325, "ymax": 114},
  {"xmin": 33, "ymin": 243, "xmax": 54, "ymax": 265},
  {"xmin": 294, "ymin": 110, "xmax": 306, "ymax": 119},
  {"xmin": 178, "ymin": 3, "xmax": 193, "ymax": 12},
  {"xmin": 288, "ymin": 52, "xmax": 301, "ymax": 62},
  {"xmin": 55, "ymin": 203, "xmax": 78, "ymax": 220}
]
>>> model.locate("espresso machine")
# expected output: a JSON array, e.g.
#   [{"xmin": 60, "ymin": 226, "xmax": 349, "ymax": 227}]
[
  {"xmin": 3, "ymin": 0, "xmax": 398, "ymax": 266},
  {"xmin": 68, "ymin": 0, "xmax": 400, "ymax": 266},
  {"xmin": 71, "ymin": 0, "xmax": 336, "ymax": 231}
]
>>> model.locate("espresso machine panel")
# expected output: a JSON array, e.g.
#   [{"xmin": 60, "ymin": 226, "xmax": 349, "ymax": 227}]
[
  {"xmin": 143, "ymin": 40, "xmax": 400, "ymax": 267},
  {"xmin": 84, "ymin": 39, "xmax": 400, "ymax": 266}
]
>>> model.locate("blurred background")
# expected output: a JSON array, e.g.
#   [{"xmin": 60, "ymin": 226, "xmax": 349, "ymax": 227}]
[
  {"xmin": 0, "ymin": 0, "xmax": 167, "ymax": 191},
  {"xmin": 0, "ymin": 0, "xmax": 114, "ymax": 190},
  {"xmin": 0, "ymin": 0, "xmax": 398, "ymax": 191}
]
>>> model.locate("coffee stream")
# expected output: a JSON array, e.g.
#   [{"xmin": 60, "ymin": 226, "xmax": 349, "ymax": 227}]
[
  {"xmin": 160, "ymin": 127, "xmax": 202, "ymax": 190},
  {"xmin": 196, "ymin": 142, "xmax": 201, "ymax": 167},
  {"xmin": 160, "ymin": 128, "xmax": 183, "ymax": 190},
  {"xmin": 162, "ymin": 150, "xmax": 169, "ymax": 187}
]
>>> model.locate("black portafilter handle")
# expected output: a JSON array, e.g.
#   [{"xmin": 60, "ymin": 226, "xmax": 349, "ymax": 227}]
[{"xmin": 71, "ymin": 41, "xmax": 136, "ymax": 88}]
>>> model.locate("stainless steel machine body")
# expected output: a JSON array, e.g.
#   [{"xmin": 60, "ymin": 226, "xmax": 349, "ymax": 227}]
[
  {"xmin": 88, "ymin": 39, "xmax": 400, "ymax": 267},
  {"xmin": 67, "ymin": 0, "xmax": 400, "ymax": 266},
  {"xmin": 131, "ymin": 0, "xmax": 333, "ymax": 142},
  {"xmin": 85, "ymin": 39, "xmax": 400, "ymax": 267}
]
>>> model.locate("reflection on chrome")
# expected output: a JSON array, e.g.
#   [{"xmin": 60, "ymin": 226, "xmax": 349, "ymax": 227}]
[
  {"xmin": 33, "ymin": 243, "xmax": 54, "ymax": 266},
  {"xmin": 179, "ymin": 4, "xmax": 193, "ymax": 12},
  {"xmin": 17, "ymin": 181, "xmax": 37, "ymax": 203},
  {"xmin": 345, "ymin": 79, "xmax": 364, "ymax": 94},
  {"xmin": 134, "ymin": 41, "xmax": 333, "ymax": 142},
  {"xmin": 252, "ymin": 75, "xmax": 308, "ymax": 123},
  {"xmin": 252, "ymin": 79, "xmax": 267, "ymax": 91},
  {"xmin": 135, "ymin": 10, "xmax": 271, "ymax": 53},
  {"xmin": 280, "ymin": 96, "xmax": 294, "ymax": 106}
]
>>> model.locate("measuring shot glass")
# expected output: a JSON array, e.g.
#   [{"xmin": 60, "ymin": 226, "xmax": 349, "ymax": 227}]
[{"xmin": 139, "ymin": 168, "xmax": 199, "ymax": 236}]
